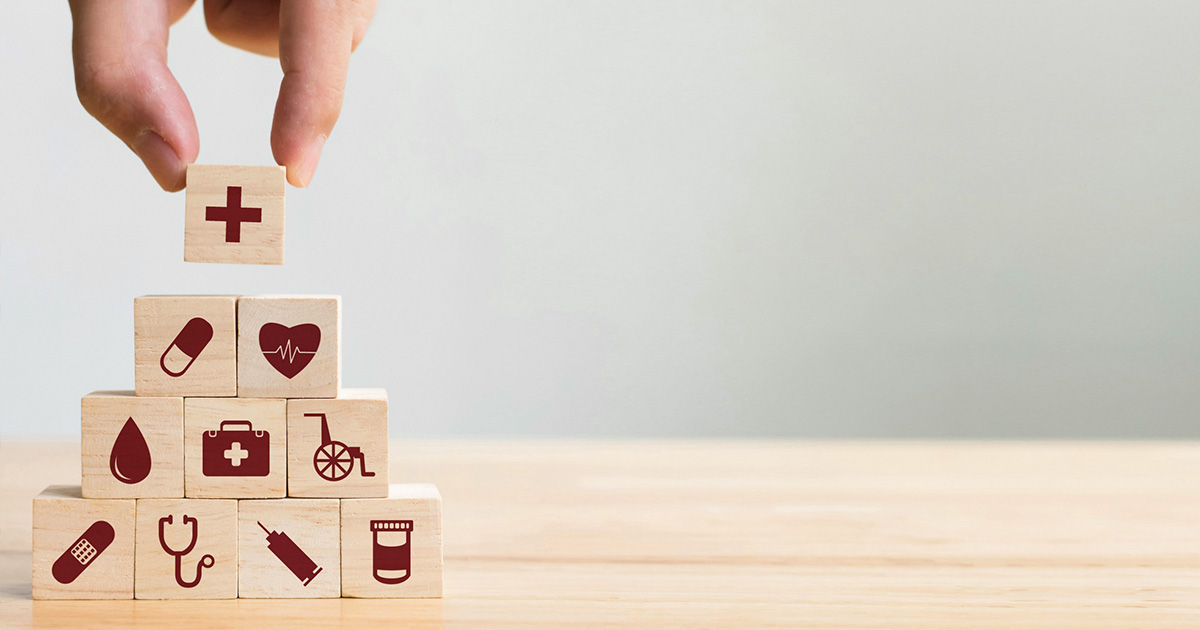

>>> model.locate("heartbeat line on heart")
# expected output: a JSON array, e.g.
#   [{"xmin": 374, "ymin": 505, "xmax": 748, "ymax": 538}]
[{"xmin": 262, "ymin": 341, "xmax": 317, "ymax": 364}]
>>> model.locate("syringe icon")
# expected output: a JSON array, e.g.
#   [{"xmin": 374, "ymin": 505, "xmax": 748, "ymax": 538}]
[{"xmin": 258, "ymin": 521, "xmax": 323, "ymax": 586}]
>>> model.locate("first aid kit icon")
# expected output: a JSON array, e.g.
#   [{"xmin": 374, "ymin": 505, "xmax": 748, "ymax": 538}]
[{"xmin": 202, "ymin": 420, "xmax": 270, "ymax": 477}]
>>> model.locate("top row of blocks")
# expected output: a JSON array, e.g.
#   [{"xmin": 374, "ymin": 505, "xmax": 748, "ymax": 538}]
[{"xmin": 136, "ymin": 295, "xmax": 340, "ymax": 399}]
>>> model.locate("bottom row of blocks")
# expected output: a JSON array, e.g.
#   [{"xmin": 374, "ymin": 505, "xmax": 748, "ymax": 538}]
[{"xmin": 32, "ymin": 484, "xmax": 442, "ymax": 600}]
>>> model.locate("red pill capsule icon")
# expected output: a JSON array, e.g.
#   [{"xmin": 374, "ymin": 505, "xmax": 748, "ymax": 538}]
[{"xmin": 160, "ymin": 317, "xmax": 213, "ymax": 377}]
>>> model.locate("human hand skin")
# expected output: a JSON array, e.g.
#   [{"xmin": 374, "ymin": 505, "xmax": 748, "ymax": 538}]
[{"xmin": 68, "ymin": 0, "xmax": 378, "ymax": 191}]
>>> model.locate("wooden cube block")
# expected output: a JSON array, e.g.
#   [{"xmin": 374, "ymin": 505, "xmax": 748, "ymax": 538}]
[
  {"xmin": 184, "ymin": 398, "xmax": 287, "ymax": 498},
  {"xmin": 287, "ymin": 389, "xmax": 388, "ymax": 498},
  {"xmin": 33, "ymin": 486, "xmax": 135, "ymax": 600},
  {"xmin": 135, "ymin": 295, "xmax": 238, "ymax": 397},
  {"xmin": 340, "ymin": 484, "xmax": 443, "ymax": 598},
  {"xmin": 134, "ymin": 498, "xmax": 237, "ymax": 599},
  {"xmin": 238, "ymin": 295, "xmax": 341, "ymax": 398},
  {"xmin": 184, "ymin": 164, "xmax": 285, "ymax": 265},
  {"xmin": 237, "ymin": 499, "xmax": 340, "ymax": 598},
  {"xmin": 82, "ymin": 391, "xmax": 184, "ymax": 499}
]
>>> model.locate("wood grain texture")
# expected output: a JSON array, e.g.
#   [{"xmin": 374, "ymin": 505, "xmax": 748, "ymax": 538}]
[
  {"xmin": 5, "ymin": 441, "xmax": 1199, "ymax": 627},
  {"xmin": 183, "ymin": 165, "xmax": 285, "ymax": 265},
  {"xmin": 134, "ymin": 499, "xmax": 237, "ymax": 600},
  {"xmin": 238, "ymin": 499, "xmax": 340, "ymax": 598},
  {"xmin": 80, "ymin": 392, "xmax": 183, "ymax": 499},
  {"xmin": 134, "ymin": 295, "xmax": 238, "ymax": 397},
  {"xmin": 32, "ymin": 486, "xmax": 135, "ymax": 600},
  {"xmin": 184, "ymin": 398, "xmax": 287, "ymax": 498},
  {"xmin": 341, "ymin": 484, "xmax": 442, "ymax": 598},
  {"xmin": 237, "ymin": 296, "xmax": 341, "ymax": 399},
  {"xmin": 287, "ymin": 390, "xmax": 388, "ymax": 498}
]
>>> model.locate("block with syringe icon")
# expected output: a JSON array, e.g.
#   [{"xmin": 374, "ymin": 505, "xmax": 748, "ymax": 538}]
[{"xmin": 35, "ymin": 286, "xmax": 442, "ymax": 600}]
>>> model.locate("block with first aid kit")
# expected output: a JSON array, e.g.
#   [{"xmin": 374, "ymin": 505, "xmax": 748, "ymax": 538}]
[{"xmin": 36, "ymin": 267, "xmax": 443, "ymax": 599}]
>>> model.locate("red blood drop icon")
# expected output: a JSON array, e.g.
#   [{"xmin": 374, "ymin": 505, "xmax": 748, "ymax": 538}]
[{"xmin": 110, "ymin": 418, "xmax": 152, "ymax": 484}]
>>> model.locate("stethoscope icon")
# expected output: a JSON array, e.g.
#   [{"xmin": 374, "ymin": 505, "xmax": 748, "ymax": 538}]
[{"xmin": 158, "ymin": 514, "xmax": 214, "ymax": 588}]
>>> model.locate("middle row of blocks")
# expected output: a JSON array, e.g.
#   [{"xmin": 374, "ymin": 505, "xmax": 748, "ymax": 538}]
[{"xmin": 82, "ymin": 389, "xmax": 388, "ymax": 499}]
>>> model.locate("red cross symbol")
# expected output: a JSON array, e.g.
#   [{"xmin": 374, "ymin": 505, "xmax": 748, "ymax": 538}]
[{"xmin": 206, "ymin": 186, "xmax": 262, "ymax": 243}]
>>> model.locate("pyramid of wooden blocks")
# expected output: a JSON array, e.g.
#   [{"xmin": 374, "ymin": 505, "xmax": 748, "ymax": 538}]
[{"xmin": 33, "ymin": 291, "xmax": 443, "ymax": 600}]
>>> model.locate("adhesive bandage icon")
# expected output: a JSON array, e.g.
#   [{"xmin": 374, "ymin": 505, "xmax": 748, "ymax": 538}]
[{"xmin": 371, "ymin": 520, "xmax": 412, "ymax": 584}]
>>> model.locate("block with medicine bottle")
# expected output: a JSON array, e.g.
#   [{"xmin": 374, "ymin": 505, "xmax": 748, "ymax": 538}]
[{"xmin": 340, "ymin": 484, "xmax": 443, "ymax": 598}]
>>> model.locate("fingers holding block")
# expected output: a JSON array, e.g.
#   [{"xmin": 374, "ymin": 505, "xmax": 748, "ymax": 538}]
[
  {"xmin": 340, "ymin": 484, "xmax": 443, "ymax": 598},
  {"xmin": 33, "ymin": 486, "xmax": 135, "ymax": 600},
  {"xmin": 184, "ymin": 165, "xmax": 285, "ymax": 265}
]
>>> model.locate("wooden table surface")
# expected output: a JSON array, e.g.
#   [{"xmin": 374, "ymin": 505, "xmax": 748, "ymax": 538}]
[{"xmin": 0, "ymin": 440, "xmax": 1196, "ymax": 628}]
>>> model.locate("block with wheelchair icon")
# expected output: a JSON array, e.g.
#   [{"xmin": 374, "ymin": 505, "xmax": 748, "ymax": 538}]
[
  {"xmin": 286, "ymin": 390, "xmax": 389, "ymax": 498},
  {"xmin": 134, "ymin": 498, "xmax": 238, "ymax": 599},
  {"xmin": 184, "ymin": 398, "xmax": 287, "ymax": 498},
  {"xmin": 32, "ymin": 486, "xmax": 136, "ymax": 600}
]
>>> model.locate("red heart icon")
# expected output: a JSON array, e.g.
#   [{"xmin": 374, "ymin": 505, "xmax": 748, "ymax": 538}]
[{"xmin": 259, "ymin": 323, "xmax": 321, "ymax": 379}]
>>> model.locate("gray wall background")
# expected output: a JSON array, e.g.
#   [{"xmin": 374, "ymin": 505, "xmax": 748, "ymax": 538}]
[{"xmin": 3, "ymin": 1, "xmax": 1200, "ymax": 439}]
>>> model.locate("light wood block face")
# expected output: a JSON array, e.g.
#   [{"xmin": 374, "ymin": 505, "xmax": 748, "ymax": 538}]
[
  {"xmin": 134, "ymin": 295, "xmax": 238, "ymax": 397},
  {"xmin": 33, "ymin": 486, "xmax": 135, "ymax": 600},
  {"xmin": 287, "ymin": 390, "xmax": 388, "ymax": 498},
  {"xmin": 340, "ymin": 484, "xmax": 443, "ymax": 598},
  {"xmin": 237, "ymin": 499, "xmax": 341, "ymax": 598},
  {"xmin": 184, "ymin": 164, "xmax": 285, "ymax": 265},
  {"xmin": 81, "ymin": 392, "xmax": 184, "ymax": 499},
  {"xmin": 184, "ymin": 398, "xmax": 287, "ymax": 498},
  {"xmin": 237, "ymin": 295, "xmax": 341, "ymax": 398},
  {"xmin": 134, "ymin": 499, "xmax": 237, "ymax": 599}
]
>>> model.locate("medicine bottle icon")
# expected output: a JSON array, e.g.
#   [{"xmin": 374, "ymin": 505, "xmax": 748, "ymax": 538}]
[{"xmin": 370, "ymin": 520, "xmax": 412, "ymax": 584}]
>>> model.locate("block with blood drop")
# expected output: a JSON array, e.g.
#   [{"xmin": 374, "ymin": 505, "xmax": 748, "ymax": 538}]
[{"xmin": 159, "ymin": 317, "xmax": 213, "ymax": 377}]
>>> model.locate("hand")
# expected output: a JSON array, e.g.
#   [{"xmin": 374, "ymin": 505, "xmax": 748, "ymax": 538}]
[{"xmin": 68, "ymin": 0, "xmax": 378, "ymax": 191}]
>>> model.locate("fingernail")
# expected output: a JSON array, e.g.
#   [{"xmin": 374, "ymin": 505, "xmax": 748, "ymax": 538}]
[
  {"xmin": 132, "ymin": 130, "xmax": 185, "ymax": 191},
  {"xmin": 291, "ymin": 135, "xmax": 326, "ymax": 187}
]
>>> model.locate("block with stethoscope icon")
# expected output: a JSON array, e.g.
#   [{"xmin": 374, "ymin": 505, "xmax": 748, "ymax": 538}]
[
  {"xmin": 340, "ymin": 484, "xmax": 443, "ymax": 598},
  {"xmin": 134, "ymin": 498, "xmax": 237, "ymax": 599}
]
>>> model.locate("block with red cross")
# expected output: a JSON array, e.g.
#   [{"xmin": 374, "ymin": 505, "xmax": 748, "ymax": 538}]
[{"xmin": 184, "ymin": 164, "xmax": 286, "ymax": 265}]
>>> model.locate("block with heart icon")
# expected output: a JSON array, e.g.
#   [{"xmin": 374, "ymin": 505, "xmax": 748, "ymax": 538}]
[
  {"xmin": 287, "ymin": 389, "xmax": 389, "ymax": 498},
  {"xmin": 237, "ymin": 295, "xmax": 341, "ymax": 398}
]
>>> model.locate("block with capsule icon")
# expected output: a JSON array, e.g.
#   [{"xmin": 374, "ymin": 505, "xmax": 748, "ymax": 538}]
[
  {"xmin": 184, "ymin": 164, "xmax": 285, "ymax": 265},
  {"xmin": 134, "ymin": 498, "xmax": 237, "ymax": 599},
  {"xmin": 135, "ymin": 295, "xmax": 238, "ymax": 397},
  {"xmin": 33, "ymin": 486, "xmax": 135, "ymax": 600},
  {"xmin": 287, "ymin": 389, "xmax": 388, "ymax": 498},
  {"xmin": 238, "ymin": 499, "xmax": 340, "ymax": 598},
  {"xmin": 184, "ymin": 398, "xmax": 287, "ymax": 498},
  {"xmin": 238, "ymin": 295, "xmax": 341, "ymax": 399},
  {"xmin": 341, "ymin": 484, "xmax": 443, "ymax": 598},
  {"xmin": 82, "ymin": 391, "xmax": 184, "ymax": 499}
]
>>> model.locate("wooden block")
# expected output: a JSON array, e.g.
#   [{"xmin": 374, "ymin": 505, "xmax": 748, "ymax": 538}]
[
  {"xmin": 237, "ymin": 499, "xmax": 341, "ymax": 598},
  {"xmin": 134, "ymin": 498, "xmax": 237, "ymax": 599},
  {"xmin": 82, "ymin": 391, "xmax": 184, "ymax": 499},
  {"xmin": 237, "ymin": 295, "xmax": 341, "ymax": 398},
  {"xmin": 184, "ymin": 398, "xmax": 287, "ymax": 498},
  {"xmin": 340, "ymin": 484, "xmax": 443, "ymax": 598},
  {"xmin": 184, "ymin": 164, "xmax": 285, "ymax": 265},
  {"xmin": 135, "ymin": 295, "xmax": 238, "ymax": 397},
  {"xmin": 287, "ymin": 389, "xmax": 389, "ymax": 498},
  {"xmin": 33, "ymin": 486, "xmax": 135, "ymax": 600}
]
